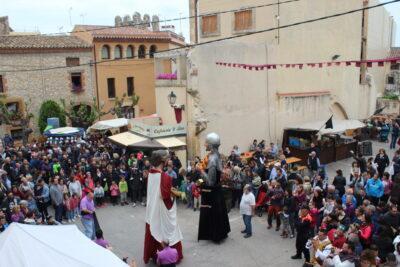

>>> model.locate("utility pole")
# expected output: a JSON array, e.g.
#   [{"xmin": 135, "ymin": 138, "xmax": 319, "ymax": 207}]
[{"xmin": 68, "ymin": 7, "xmax": 73, "ymax": 26}]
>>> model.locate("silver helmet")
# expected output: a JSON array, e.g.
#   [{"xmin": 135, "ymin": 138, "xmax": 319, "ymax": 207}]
[{"xmin": 206, "ymin": 132, "xmax": 220, "ymax": 147}]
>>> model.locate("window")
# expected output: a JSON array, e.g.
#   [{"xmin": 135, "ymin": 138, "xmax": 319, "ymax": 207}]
[
  {"xmin": 201, "ymin": 15, "xmax": 218, "ymax": 35},
  {"xmin": 101, "ymin": 45, "xmax": 110, "ymax": 59},
  {"xmin": 0, "ymin": 75, "xmax": 3, "ymax": 93},
  {"xmin": 138, "ymin": 45, "xmax": 146, "ymax": 59},
  {"xmin": 10, "ymin": 129, "xmax": 23, "ymax": 141},
  {"xmin": 66, "ymin": 57, "xmax": 80, "ymax": 67},
  {"xmin": 114, "ymin": 45, "xmax": 122, "ymax": 59},
  {"xmin": 71, "ymin": 72, "xmax": 83, "ymax": 91},
  {"xmin": 388, "ymin": 76, "xmax": 395, "ymax": 84},
  {"xmin": 6, "ymin": 102, "xmax": 19, "ymax": 113},
  {"xmin": 234, "ymin": 10, "xmax": 253, "ymax": 31},
  {"xmin": 126, "ymin": 45, "xmax": 134, "ymax": 58},
  {"xmin": 391, "ymin": 63, "xmax": 400, "ymax": 70},
  {"xmin": 149, "ymin": 45, "xmax": 157, "ymax": 58},
  {"xmin": 127, "ymin": 77, "xmax": 134, "ymax": 96},
  {"xmin": 107, "ymin": 78, "xmax": 116, "ymax": 98}
]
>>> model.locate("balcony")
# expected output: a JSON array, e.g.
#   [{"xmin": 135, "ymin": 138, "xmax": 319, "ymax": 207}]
[{"xmin": 154, "ymin": 49, "xmax": 187, "ymax": 88}]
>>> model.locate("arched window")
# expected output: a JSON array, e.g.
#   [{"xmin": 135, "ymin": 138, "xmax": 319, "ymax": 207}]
[
  {"xmin": 138, "ymin": 45, "xmax": 146, "ymax": 59},
  {"xmin": 114, "ymin": 45, "xmax": 122, "ymax": 59},
  {"xmin": 101, "ymin": 45, "xmax": 110, "ymax": 59},
  {"xmin": 149, "ymin": 45, "xmax": 157, "ymax": 58},
  {"xmin": 126, "ymin": 45, "xmax": 134, "ymax": 58}
]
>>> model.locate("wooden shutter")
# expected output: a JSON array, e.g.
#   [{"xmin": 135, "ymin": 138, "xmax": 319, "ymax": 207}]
[
  {"xmin": 235, "ymin": 10, "xmax": 252, "ymax": 31},
  {"xmin": 202, "ymin": 15, "xmax": 217, "ymax": 34}
]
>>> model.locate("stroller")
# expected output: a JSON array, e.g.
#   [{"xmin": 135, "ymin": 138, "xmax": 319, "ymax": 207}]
[
  {"xmin": 255, "ymin": 182, "xmax": 269, "ymax": 217},
  {"xmin": 379, "ymin": 124, "xmax": 390, "ymax": 142}
]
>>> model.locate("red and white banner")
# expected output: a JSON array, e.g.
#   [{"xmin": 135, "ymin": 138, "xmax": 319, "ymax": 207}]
[{"xmin": 215, "ymin": 57, "xmax": 400, "ymax": 71}]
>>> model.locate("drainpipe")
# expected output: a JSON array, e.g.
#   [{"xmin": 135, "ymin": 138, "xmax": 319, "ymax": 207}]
[
  {"xmin": 194, "ymin": 0, "xmax": 199, "ymax": 44},
  {"xmin": 92, "ymin": 43, "xmax": 100, "ymax": 115}
]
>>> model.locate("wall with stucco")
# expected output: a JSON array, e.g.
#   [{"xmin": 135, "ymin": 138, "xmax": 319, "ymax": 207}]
[{"xmin": 0, "ymin": 51, "xmax": 95, "ymax": 134}]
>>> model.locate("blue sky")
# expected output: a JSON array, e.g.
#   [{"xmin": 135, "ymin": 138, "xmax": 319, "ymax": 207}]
[{"xmin": 1, "ymin": 0, "xmax": 400, "ymax": 45}]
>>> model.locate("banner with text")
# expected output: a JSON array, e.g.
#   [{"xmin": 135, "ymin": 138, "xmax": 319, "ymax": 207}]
[{"xmin": 130, "ymin": 121, "xmax": 187, "ymax": 138}]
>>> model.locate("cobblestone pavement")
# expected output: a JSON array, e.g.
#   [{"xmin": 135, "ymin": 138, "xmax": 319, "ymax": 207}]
[{"xmin": 72, "ymin": 140, "xmax": 394, "ymax": 267}]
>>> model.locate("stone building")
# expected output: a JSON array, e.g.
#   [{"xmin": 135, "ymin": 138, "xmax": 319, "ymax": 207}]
[
  {"xmin": 0, "ymin": 33, "xmax": 95, "ymax": 138},
  {"xmin": 72, "ymin": 14, "xmax": 185, "ymax": 120},
  {"xmin": 154, "ymin": 0, "xmax": 396, "ymax": 158}
]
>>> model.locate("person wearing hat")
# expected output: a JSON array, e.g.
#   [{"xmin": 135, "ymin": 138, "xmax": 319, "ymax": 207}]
[
  {"xmin": 310, "ymin": 228, "xmax": 333, "ymax": 266},
  {"xmin": 327, "ymin": 225, "xmax": 347, "ymax": 249},
  {"xmin": 291, "ymin": 204, "xmax": 313, "ymax": 263}
]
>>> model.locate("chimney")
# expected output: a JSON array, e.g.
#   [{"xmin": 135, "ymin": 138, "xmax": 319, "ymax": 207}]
[{"xmin": 0, "ymin": 16, "xmax": 11, "ymax": 35}]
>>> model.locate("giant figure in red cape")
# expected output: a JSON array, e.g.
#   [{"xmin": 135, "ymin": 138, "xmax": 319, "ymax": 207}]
[{"xmin": 143, "ymin": 150, "xmax": 183, "ymax": 264}]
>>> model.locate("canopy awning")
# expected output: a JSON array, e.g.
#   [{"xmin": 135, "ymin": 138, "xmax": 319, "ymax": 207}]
[
  {"xmin": 88, "ymin": 118, "xmax": 129, "ymax": 131},
  {"xmin": 285, "ymin": 119, "xmax": 365, "ymax": 135},
  {"xmin": 108, "ymin": 131, "xmax": 147, "ymax": 146},
  {"xmin": 109, "ymin": 131, "xmax": 186, "ymax": 149},
  {"xmin": 157, "ymin": 137, "xmax": 186, "ymax": 148},
  {"xmin": 0, "ymin": 223, "xmax": 128, "ymax": 267},
  {"xmin": 43, "ymin": 127, "xmax": 85, "ymax": 137}
]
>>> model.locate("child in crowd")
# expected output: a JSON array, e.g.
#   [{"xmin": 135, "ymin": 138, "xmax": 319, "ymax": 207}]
[
  {"xmin": 309, "ymin": 202, "xmax": 318, "ymax": 234},
  {"xmin": 119, "ymin": 176, "xmax": 129, "ymax": 206},
  {"xmin": 72, "ymin": 193, "xmax": 80, "ymax": 219},
  {"xmin": 179, "ymin": 179, "xmax": 188, "ymax": 204},
  {"xmin": 94, "ymin": 182, "xmax": 105, "ymax": 207},
  {"xmin": 186, "ymin": 179, "xmax": 194, "ymax": 209},
  {"xmin": 63, "ymin": 193, "xmax": 74, "ymax": 223},
  {"xmin": 110, "ymin": 181, "xmax": 120, "ymax": 206},
  {"xmin": 192, "ymin": 179, "xmax": 202, "ymax": 211},
  {"xmin": 11, "ymin": 205, "xmax": 25, "ymax": 223},
  {"xmin": 279, "ymin": 206, "xmax": 290, "ymax": 238},
  {"xmin": 59, "ymin": 178, "xmax": 69, "ymax": 194}
]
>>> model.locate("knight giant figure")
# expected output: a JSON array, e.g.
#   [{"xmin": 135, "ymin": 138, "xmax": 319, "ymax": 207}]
[{"xmin": 198, "ymin": 133, "xmax": 231, "ymax": 242}]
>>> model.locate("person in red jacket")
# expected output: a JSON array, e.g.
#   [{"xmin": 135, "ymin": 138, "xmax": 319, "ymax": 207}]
[
  {"xmin": 191, "ymin": 180, "xmax": 202, "ymax": 211},
  {"xmin": 327, "ymin": 224, "xmax": 347, "ymax": 249},
  {"xmin": 358, "ymin": 213, "xmax": 373, "ymax": 248}
]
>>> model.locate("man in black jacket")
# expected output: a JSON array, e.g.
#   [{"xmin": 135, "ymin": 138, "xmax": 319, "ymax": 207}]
[{"xmin": 291, "ymin": 205, "xmax": 312, "ymax": 263}]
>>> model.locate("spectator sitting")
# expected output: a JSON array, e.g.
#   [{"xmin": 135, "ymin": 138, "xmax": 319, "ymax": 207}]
[
  {"xmin": 94, "ymin": 229, "xmax": 111, "ymax": 249},
  {"xmin": 157, "ymin": 240, "xmax": 179, "ymax": 267}
]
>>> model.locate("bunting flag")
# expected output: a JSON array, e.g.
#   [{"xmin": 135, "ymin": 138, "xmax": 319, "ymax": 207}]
[
  {"xmin": 215, "ymin": 57, "xmax": 400, "ymax": 71},
  {"xmin": 324, "ymin": 115, "xmax": 333, "ymax": 129}
]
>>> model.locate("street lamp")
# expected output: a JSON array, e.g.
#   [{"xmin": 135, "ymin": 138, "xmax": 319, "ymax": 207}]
[{"xmin": 168, "ymin": 91, "xmax": 177, "ymax": 106}]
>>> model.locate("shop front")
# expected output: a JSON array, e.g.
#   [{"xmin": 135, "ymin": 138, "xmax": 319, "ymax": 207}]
[{"xmin": 282, "ymin": 119, "xmax": 365, "ymax": 164}]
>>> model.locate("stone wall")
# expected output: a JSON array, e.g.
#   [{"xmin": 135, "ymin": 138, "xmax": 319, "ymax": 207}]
[{"xmin": 0, "ymin": 51, "xmax": 96, "ymax": 135}]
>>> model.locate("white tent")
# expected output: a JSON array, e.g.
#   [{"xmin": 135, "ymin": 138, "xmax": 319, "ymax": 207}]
[
  {"xmin": 285, "ymin": 119, "xmax": 365, "ymax": 135},
  {"xmin": 0, "ymin": 223, "xmax": 128, "ymax": 267},
  {"xmin": 88, "ymin": 118, "xmax": 129, "ymax": 131}
]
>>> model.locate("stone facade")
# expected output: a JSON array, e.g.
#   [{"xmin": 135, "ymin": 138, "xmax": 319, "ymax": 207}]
[{"xmin": 0, "ymin": 51, "xmax": 95, "ymax": 136}]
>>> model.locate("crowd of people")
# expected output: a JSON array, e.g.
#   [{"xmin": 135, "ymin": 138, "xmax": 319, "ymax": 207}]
[{"xmin": 2, "ymin": 131, "xmax": 400, "ymax": 267}]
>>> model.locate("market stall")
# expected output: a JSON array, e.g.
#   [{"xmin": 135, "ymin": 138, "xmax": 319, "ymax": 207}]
[
  {"xmin": 87, "ymin": 118, "xmax": 129, "ymax": 133},
  {"xmin": 0, "ymin": 223, "xmax": 128, "ymax": 267},
  {"xmin": 282, "ymin": 119, "xmax": 365, "ymax": 164}
]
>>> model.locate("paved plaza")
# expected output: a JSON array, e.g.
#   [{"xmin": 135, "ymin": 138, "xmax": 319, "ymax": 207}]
[{"xmin": 73, "ymin": 140, "xmax": 393, "ymax": 267}]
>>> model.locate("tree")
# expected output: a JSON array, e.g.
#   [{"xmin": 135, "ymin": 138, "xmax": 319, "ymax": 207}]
[
  {"xmin": 38, "ymin": 100, "xmax": 66, "ymax": 133},
  {"xmin": 60, "ymin": 93, "xmax": 140, "ymax": 129},
  {"xmin": 0, "ymin": 96, "xmax": 34, "ymax": 145},
  {"xmin": 60, "ymin": 97, "xmax": 109, "ymax": 129},
  {"xmin": 111, "ymin": 93, "xmax": 140, "ymax": 118}
]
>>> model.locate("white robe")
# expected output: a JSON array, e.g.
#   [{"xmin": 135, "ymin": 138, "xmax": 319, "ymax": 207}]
[{"xmin": 145, "ymin": 172, "xmax": 183, "ymax": 246}]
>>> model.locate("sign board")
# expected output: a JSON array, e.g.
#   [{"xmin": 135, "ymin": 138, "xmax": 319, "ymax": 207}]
[{"xmin": 131, "ymin": 121, "xmax": 186, "ymax": 138}]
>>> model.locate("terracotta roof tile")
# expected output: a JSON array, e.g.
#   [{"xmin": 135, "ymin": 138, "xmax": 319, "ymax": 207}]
[
  {"xmin": 74, "ymin": 25, "xmax": 185, "ymax": 44},
  {"xmin": 0, "ymin": 35, "xmax": 92, "ymax": 49},
  {"xmin": 390, "ymin": 47, "xmax": 400, "ymax": 58}
]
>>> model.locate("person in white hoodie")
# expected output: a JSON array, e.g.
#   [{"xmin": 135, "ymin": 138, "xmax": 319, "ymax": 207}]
[{"xmin": 323, "ymin": 242, "xmax": 358, "ymax": 267}]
